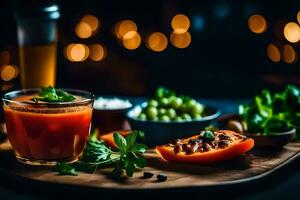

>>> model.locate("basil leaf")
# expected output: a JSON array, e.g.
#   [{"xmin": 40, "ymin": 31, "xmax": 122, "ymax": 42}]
[
  {"xmin": 125, "ymin": 131, "xmax": 138, "ymax": 150},
  {"xmin": 131, "ymin": 144, "xmax": 147, "ymax": 154},
  {"xmin": 53, "ymin": 162, "xmax": 78, "ymax": 176},
  {"xmin": 113, "ymin": 132, "xmax": 127, "ymax": 152},
  {"xmin": 32, "ymin": 86, "xmax": 75, "ymax": 103},
  {"xmin": 125, "ymin": 162, "xmax": 135, "ymax": 177},
  {"xmin": 52, "ymin": 130, "xmax": 147, "ymax": 178}
]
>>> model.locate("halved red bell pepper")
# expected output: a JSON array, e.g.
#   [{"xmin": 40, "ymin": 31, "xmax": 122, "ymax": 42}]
[{"xmin": 156, "ymin": 130, "xmax": 254, "ymax": 164}]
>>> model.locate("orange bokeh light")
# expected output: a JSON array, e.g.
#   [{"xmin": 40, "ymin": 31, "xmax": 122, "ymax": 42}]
[
  {"xmin": 75, "ymin": 22, "xmax": 93, "ymax": 39},
  {"xmin": 147, "ymin": 32, "xmax": 168, "ymax": 52},
  {"xmin": 267, "ymin": 44, "xmax": 280, "ymax": 62},
  {"xmin": 81, "ymin": 14, "xmax": 99, "ymax": 31},
  {"xmin": 122, "ymin": 31, "xmax": 141, "ymax": 50},
  {"xmin": 248, "ymin": 14, "xmax": 267, "ymax": 34},
  {"xmin": 1, "ymin": 65, "xmax": 17, "ymax": 81},
  {"xmin": 284, "ymin": 22, "xmax": 300, "ymax": 43},
  {"xmin": 170, "ymin": 31, "xmax": 191, "ymax": 48},
  {"xmin": 89, "ymin": 44, "xmax": 106, "ymax": 61},
  {"xmin": 283, "ymin": 44, "xmax": 297, "ymax": 63},
  {"xmin": 171, "ymin": 14, "xmax": 190, "ymax": 34},
  {"xmin": 65, "ymin": 44, "xmax": 89, "ymax": 62},
  {"xmin": 75, "ymin": 14, "xmax": 99, "ymax": 38},
  {"xmin": 115, "ymin": 20, "xmax": 137, "ymax": 39}
]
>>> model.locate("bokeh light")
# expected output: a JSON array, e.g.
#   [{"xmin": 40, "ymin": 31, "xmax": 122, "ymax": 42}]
[
  {"xmin": 147, "ymin": 32, "xmax": 168, "ymax": 52},
  {"xmin": 1, "ymin": 65, "xmax": 17, "ymax": 81},
  {"xmin": 0, "ymin": 51, "xmax": 10, "ymax": 65},
  {"xmin": 297, "ymin": 10, "xmax": 300, "ymax": 25},
  {"xmin": 81, "ymin": 14, "xmax": 99, "ymax": 31},
  {"xmin": 248, "ymin": 14, "xmax": 267, "ymax": 34},
  {"xmin": 122, "ymin": 31, "xmax": 141, "ymax": 50},
  {"xmin": 75, "ymin": 22, "xmax": 93, "ymax": 39},
  {"xmin": 193, "ymin": 15, "xmax": 205, "ymax": 32},
  {"xmin": 171, "ymin": 14, "xmax": 190, "ymax": 34},
  {"xmin": 170, "ymin": 31, "xmax": 192, "ymax": 48},
  {"xmin": 65, "ymin": 44, "xmax": 89, "ymax": 62},
  {"xmin": 284, "ymin": 22, "xmax": 300, "ymax": 43},
  {"xmin": 283, "ymin": 44, "xmax": 297, "ymax": 63},
  {"xmin": 75, "ymin": 14, "xmax": 99, "ymax": 38},
  {"xmin": 12, "ymin": 65, "xmax": 19, "ymax": 78},
  {"xmin": 89, "ymin": 44, "xmax": 106, "ymax": 61},
  {"xmin": 115, "ymin": 20, "xmax": 137, "ymax": 39},
  {"xmin": 214, "ymin": 3, "xmax": 231, "ymax": 18},
  {"xmin": 267, "ymin": 44, "xmax": 280, "ymax": 62}
]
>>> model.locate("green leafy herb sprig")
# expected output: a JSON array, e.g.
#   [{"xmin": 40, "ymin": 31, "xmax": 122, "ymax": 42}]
[
  {"xmin": 53, "ymin": 131, "xmax": 147, "ymax": 178},
  {"xmin": 31, "ymin": 86, "xmax": 76, "ymax": 103},
  {"xmin": 239, "ymin": 85, "xmax": 300, "ymax": 136}
]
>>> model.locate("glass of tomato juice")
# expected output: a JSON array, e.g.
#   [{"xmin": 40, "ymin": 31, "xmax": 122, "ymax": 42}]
[{"xmin": 2, "ymin": 89, "xmax": 94, "ymax": 165}]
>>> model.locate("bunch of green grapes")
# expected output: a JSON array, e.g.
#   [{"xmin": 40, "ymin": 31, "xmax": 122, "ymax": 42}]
[{"xmin": 137, "ymin": 87, "xmax": 205, "ymax": 122}]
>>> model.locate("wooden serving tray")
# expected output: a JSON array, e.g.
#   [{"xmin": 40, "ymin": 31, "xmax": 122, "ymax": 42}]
[{"xmin": 1, "ymin": 139, "xmax": 300, "ymax": 190}]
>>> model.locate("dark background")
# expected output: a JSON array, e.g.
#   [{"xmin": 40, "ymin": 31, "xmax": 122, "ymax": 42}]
[{"xmin": 0, "ymin": 0, "xmax": 300, "ymax": 98}]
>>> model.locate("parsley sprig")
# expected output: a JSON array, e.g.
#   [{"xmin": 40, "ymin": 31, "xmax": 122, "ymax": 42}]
[
  {"xmin": 53, "ymin": 131, "xmax": 147, "ymax": 178},
  {"xmin": 31, "ymin": 86, "xmax": 76, "ymax": 103}
]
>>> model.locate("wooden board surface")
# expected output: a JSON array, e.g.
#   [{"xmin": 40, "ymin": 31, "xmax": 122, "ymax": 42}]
[{"xmin": 1, "ymin": 138, "xmax": 300, "ymax": 190}]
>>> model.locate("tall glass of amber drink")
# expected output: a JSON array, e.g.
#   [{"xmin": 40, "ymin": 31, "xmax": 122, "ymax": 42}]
[
  {"xmin": 15, "ymin": 3, "xmax": 60, "ymax": 88},
  {"xmin": 2, "ymin": 89, "xmax": 94, "ymax": 165}
]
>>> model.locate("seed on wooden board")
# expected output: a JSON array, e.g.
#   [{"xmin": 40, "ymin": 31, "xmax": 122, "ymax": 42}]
[
  {"xmin": 157, "ymin": 173, "xmax": 167, "ymax": 182},
  {"xmin": 143, "ymin": 171, "xmax": 154, "ymax": 178}
]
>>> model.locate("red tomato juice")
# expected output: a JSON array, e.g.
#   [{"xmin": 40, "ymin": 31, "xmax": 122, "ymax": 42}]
[{"xmin": 4, "ymin": 95, "xmax": 93, "ymax": 162}]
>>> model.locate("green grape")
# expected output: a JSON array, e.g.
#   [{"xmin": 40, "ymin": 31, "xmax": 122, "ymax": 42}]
[
  {"xmin": 192, "ymin": 114, "xmax": 202, "ymax": 120},
  {"xmin": 158, "ymin": 108, "xmax": 166, "ymax": 115},
  {"xmin": 160, "ymin": 115, "xmax": 170, "ymax": 122},
  {"xmin": 138, "ymin": 113, "xmax": 147, "ymax": 121},
  {"xmin": 179, "ymin": 103, "xmax": 189, "ymax": 113},
  {"xmin": 166, "ymin": 108, "xmax": 176, "ymax": 119},
  {"xmin": 152, "ymin": 116, "xmax": 159, "ymax": 121},
  {"xmin": 175, "ymin": 116, "xmax": 183, "ymax": 122},
  {"xmin": 159, "ymin": 97, "xmax": 169, "ymax": 107},
  {"xmin": 191, "ymin": 103, "xmax": 204, "ymax": 116},
  {"xmin": 169, "ymin": 96, "xmax": 183, "ymax": 109},
  {"xmin": 146, "ymin": 106, "xmax": 158, "ymax": 119},
  {"xmin": 148, "ymin": 99, "xmax": 159, "ymax": 107},
  {"xmin": 182, "ymin": 113, "xmax": 192, "ymax": 121},
  {"xmin": 186, "ymin": 99, "xmax": 197, "ymax": 109}
]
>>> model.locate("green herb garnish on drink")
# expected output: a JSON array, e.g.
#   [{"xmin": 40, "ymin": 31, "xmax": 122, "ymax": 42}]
[
  {"xmin": 53, "ymin": 130, "xmax": 147, "ymax": 178},
  {"xmin": 31, "ymin": 86, "xmax": 76, "ymax": 103}
]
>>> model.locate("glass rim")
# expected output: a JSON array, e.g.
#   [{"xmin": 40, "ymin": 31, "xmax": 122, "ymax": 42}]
[{"xmin": 2, "ymin": 88, "xmax": 94, "ymax": 107}]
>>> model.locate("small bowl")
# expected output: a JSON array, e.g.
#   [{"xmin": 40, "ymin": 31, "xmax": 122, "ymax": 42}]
[
  {"xmin": 245, "ymin": 128, "xmax": 296, "ymax": 148},
  {"xmin": 93, "ymin": 98, "xmax": 133, "ymax": 134},
  {"xmin": 217, "ymin": 114, "xmax": 295, "ymax": 148},
  {"xmin": 126, "ymin": 102, "xmax": 221, "ymax": 147}
]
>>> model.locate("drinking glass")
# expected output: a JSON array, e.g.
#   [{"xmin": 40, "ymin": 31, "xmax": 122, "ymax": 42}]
[
  {"xmin": 2, "ymin": 89, "xmax": 94, "ymax": 165},
  {"xmin": 15, "ymin": 3, "xmax": 60, "ymax": 88}
]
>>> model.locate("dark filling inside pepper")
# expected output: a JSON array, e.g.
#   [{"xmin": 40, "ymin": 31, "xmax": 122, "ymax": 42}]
[{"xmin": 167, "ymin": 130, "xmax": 247, "ymax": 155}]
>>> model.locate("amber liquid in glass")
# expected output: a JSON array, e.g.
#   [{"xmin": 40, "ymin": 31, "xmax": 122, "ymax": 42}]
[{"xmin": 19, "ymin": 42, "xmax": 57, "ymax": 88}]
